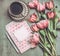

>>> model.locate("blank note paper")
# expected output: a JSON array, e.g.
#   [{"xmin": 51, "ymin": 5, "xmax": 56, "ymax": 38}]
[{"xmin": 14, "ymin": 25, "xmax": 31, "ymax": 42}]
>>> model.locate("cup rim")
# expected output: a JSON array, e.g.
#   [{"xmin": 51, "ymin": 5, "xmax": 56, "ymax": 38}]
[{"xmin": 8, "ymin": 1, "xmax": 29, "ymax": 18}]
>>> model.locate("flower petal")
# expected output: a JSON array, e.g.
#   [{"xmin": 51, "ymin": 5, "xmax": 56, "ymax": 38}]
[
  {"xmin": 37, "ymin": 3, "xmax": 45, "ymax": 12},
  {"xmin": 28, "ymin": 2, "xmax": 36, "ymax": 8},
  {"xmin": 33, "ymin": 0, "xmax": 39, "ymax": 6},
  {"xmin": 45, "ymin": 1, "xmax": 54, "ymax": 9},
  {"xmin": 31, "ymin": 24, "xmax": 39, "ymax": 32},
  {"xmin": 28, "ymin": 13, "xmax": 37, "ymax": 22}
]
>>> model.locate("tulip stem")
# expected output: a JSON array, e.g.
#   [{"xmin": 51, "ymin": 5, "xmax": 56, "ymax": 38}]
[
  {"xmin": 39, "ymin": 33, "xmax": 44, "ymax": 44},
  {"xmin": 39, "ymin": 42, "xmax": 52, "ymax": 56},
  {"xmin": 44, "ymin": 29, "xmax": 56, "ymax": 56}
]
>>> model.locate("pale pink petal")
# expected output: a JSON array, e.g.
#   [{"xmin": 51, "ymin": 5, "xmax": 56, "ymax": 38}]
[
  {"xmin": 28, "ymin": 2, "xmax": 36, "ymax": 8},
  {"xmin": 33, "ymin": 0, "xmax": 39, "ymax": 6},
  {"xmin": 37, "ymin": 3, "xmax": 45, "ymax": 12},
  {"xmin": 37, "ymin": 21, "xmax": 44, "ymax": 29},
  {"xmin": 29, "ymin": 13, "xmax": 37, "ymax": 22},
  {"xmin": 31, "ymin": 24, "xmax": 39, "ymax": 32}
]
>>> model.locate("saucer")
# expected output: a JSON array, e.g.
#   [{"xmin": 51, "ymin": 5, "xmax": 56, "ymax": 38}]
[{"xmin": 8, "ymin": 1, "xmax": 29, "ymax": 21}]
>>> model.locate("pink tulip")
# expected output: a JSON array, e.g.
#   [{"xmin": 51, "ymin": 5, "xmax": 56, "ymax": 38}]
[
  {"xmin": 37, "ymin": 3, "xmax": 45, "ymax": 12},
  {"xmin": 32, "ymin": 0, "xmax": 39, "ymax": 6},
  {"xmin": 47, "ymin": 11, "xmax": 56, "ymax": 19},
  {"xmin": 28, "ymin": 0, "xmax": 39, "ymax": 9},
  {"xmin": 28, "ymin": 2, "xmax": 36, "ymax": 8},
  {"xmin": 30, "ymin": 33, "xmax": 40, "ymax": 48},
  {"xmin": 37, "ymin": 21, "xmax": 44, "ymax": 29},
  {"xmin": 31, "ymin": 24, "xmax": 39, "ymax": 32},
  {"xmin": 28, "ymin": 13, "xmax": 37, "ymax": 22},
  {"xmin": 45, "ymin": 1, "xmax": 54, "ymax": 10},
  {"xmin": 43, "ymin": 20, "xmax": 49, "ymax": 28},
  {"xmin": 37, "ymin": 20, "xmax": 49, "ymax": 29}
]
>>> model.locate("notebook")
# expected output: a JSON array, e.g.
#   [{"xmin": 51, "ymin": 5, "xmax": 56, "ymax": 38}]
[
  {"xmin": 6, "ymin": 21, "xmax": 32, "ymax": 53},
  {"xmin": 6, "ymin": 32, "xmax": 19, "ymax": 53}
]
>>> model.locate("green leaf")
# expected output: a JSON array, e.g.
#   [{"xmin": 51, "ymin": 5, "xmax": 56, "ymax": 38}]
[
  {"xmin": 52, "ymin": 30, "xmax": 57, "ymax": 37},
  {"xmin": 54, "ymin": 17, "xmax": 58, "ymax": 30},
  {"xmin": 48, "ymin": 29, "xmax": 57, "ymax": 38},
  {"xmin": 48, "ymin": 18, "xmax": 58, "ymax": 38},
  {"xmin": 55, "ymin": 8, "xmax": 60, "ymax": 17},
  {"xmin": 42, "ymin": 14, "xmax": 47, "ymax": 19},
  {"xmin": 39, "ymin": 30, "xmax": 46, "ymax": 43},
  {"xmin": 48, "ymin": 20, "xmax": 53, "ymax": 31},
  {"xmin": 45, "ymin": 29, "xmax": 54, "ymax": 43},
  {"xmin": 39, "ymin": 30, "xmax": 45, "ymax": 36}
]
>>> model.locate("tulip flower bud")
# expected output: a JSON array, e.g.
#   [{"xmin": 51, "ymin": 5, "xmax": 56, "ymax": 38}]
[
  {"xmin": 47, "ymin": 11, "xmax": 55, "ymax": 19},
  {"xmin": 28, "ymin": 0, "xmax": 39, "ymax": 9},
  {"xmin": 28, "ymin": 2, "xmax": 36, "ymax": 8},
  {"xmin": 37, "ymin": 20, "xmax": 49, "ymax": 29},
  {"xmin": 33, "ymin": 0, "xmax": 39, "ymax": 6},
  {"xmin": 45, "ymin": 1, "xmax": 54, "ymax": 10},
  {"xmin": 31, "ymin": 24, "xmax": 39, "ymax": 32},
  {"xmin": 30, "ymin": 33, "xmax": 40, "ymax": 48},
  {"xmin": 28, "ymin": 13, "xmax": 37, "ymax": 23},
  {"xmin": 37, "ymin": 3, "xmax": 45, "ymax": 12},
  {"xmin": 43, "ymin": 20, "xmax": 49, "ymax": 28},
  {"xmin": 37, "ymin": 21, "xmax": 44, "ymax": 29}
]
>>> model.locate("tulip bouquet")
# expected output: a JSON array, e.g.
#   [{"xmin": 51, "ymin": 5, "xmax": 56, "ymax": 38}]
[{"xmin": 28, "ymin": 0, "xmax": 60, "ymax": 56}]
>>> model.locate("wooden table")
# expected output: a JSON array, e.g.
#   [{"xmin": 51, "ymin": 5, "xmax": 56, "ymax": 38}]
[{"xmin": 0, "ymin": 0, "xmax": 60, "ymax": 56}]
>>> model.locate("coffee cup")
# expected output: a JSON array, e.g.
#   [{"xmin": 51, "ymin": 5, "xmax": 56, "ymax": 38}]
[{"xmin": 8, "ymin": 1, "xmax": 29, "ymax": 21}]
